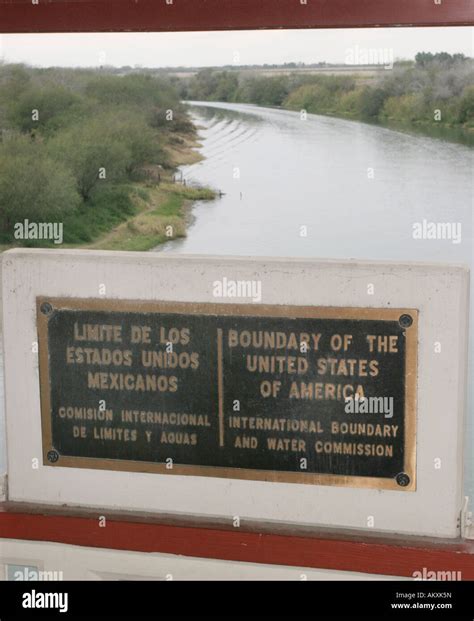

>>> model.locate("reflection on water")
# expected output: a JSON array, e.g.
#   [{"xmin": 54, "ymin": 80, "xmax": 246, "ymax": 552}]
[
  {"xmin": 157, "ymin": 101, "xmax": 474, "ymax": 499},
  {"xmin": 159, "ymin": 102, "xmax": 472, "ymax": 259}
]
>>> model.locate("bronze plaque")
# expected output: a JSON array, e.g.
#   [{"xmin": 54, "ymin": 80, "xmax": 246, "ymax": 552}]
[{"xmin": 37, "ymin": 298, "xmax": 417, "ymax": 491}]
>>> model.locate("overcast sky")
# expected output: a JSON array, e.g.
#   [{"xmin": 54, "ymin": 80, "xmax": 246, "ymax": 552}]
[{"xmin": 0, "ymin": 27, "xmax": 472, "ymax": 68}]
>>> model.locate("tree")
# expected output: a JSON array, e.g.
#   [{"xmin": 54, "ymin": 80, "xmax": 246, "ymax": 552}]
[
  {"xmin": 49, "ymin": 119, "xmax": 132, "ymax": 199},
  {"xmin": 237, "ymin": 76, "xmax": 289, "ymax": 106},
  {"xmin": 0, "ymin": 135, "xmax": 80, "ymax": 237},
  {"xmin": 214, "ymin": 72, "xmax": 239, "ymax": 102},
  {"xmin": 48, "ymin": 110, "xmax": 167, "ymax": 198},
  {"xmin": 358, "ymin": 87, "xmax": 388, "ymax": 120},
  {"xmin": 85, "ymin": 73, "xmax": 179, "ymax": 111},
  {"xmin": 104, "ymin": 113, "xmax": 166, "ymax": 174},
  {"xmin": 381, "ymin": 93, "xmax": 426, "ymax": 123},
  {"xmin": 458, "ymin": 85, "xmax": 474, "ymax": 124},
  {"xmin": 416, "ymin": 52, "xmax": 467, "ymax": 67},
  {"xmin": 8, "ymin": 85, "xmax": 83, "ymax": 134},
  {"xmin": 189, "ymin": 69, "xmax": 219, "ymax": 100},
  {"xmin": 0, "ymin": 64, "xmax": 31, "ymax": 105}
]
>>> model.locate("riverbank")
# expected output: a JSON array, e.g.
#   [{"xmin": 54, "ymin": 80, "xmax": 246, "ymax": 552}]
[
  {"xmin": 87, "ymin": 182, "xmax": 215, "ymax": 252},
  {"xmin": 0, "ymin": 130, "xmax": 217, "ymax": 254},
  {"xmin": 184, "ymin": 57, "xmax": 474, "ymax": 148},
  {"xmin": 0, "ymin": 66, "xmax": 218, "ymax": 254},
  {"xmin": 80, "ymin": 129, "xmax": 216, "ymax": 251},
  {"xmin": 282, "ymin": 102, "xmax": 474, "ymax": 147},
  {"xmin": 79, "ymin": 126, "xmax": 217, "ymax": 251}
]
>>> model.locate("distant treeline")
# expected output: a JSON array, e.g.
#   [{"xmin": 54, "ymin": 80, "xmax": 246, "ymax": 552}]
[
  {"xmin": 181, "ymin": 53, "xmax": 474, "ymax": 130},
  {"xmin": 0, "ymin": 65, "xmax": 192, "ymax": 243}
]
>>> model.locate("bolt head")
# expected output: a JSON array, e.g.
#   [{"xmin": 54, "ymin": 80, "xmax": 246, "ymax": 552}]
[
  {"xmin": 40, "ymin": 302, "xmax": 53, "ymax": 316},
  {"xmin": 47, "ymin": 450, "xmax": 59, "ymax": 463},
  {"xmin": 399, "ymin": 314, "xmax": 413, "ymax": 329},
  {"xmin": 396, "ymin": 472, "xmax": 410, "ymax": 487}
]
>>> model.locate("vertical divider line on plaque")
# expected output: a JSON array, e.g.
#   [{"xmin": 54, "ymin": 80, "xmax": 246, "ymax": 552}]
[{"xmin": 217, "ymin": 327, "xmax": 225, "ymax": 448}]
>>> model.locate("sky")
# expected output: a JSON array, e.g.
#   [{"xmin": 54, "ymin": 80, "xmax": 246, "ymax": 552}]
[{"xmin": 0, "ymin": 27, "xmax": 472, "ymax": 68}]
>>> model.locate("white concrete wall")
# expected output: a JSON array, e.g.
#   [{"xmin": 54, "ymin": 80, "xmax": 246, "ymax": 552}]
[{"xmin": 1, "ymin": 249, "xmax": 470, "ymax": 538}]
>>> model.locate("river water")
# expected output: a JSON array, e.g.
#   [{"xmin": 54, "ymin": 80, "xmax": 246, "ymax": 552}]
[{"xmin": 158, "ymin": 101, "xmax": 474, "ymax": 499}]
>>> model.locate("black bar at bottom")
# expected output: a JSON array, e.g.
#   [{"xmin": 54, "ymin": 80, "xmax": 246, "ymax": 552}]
[{"xmin": 0, "ymin": 580, "xmax": 473, "ymax": 617}]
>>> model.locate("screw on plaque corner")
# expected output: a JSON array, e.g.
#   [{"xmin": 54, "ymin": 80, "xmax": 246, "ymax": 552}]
[
  {"xmin": 40, "ymin": 302, "xmax": 53, "ymax": 316},
  {"xmin": 396, "ymin": 472, "xmax": 410, "ymax": 487},
  {"xmin": 399, "ymin": 314, "xmax": 413, "ymax": 329},
  {"xmin": 47, "ymin": 449, "xmax": 59, "ymax": 463}
]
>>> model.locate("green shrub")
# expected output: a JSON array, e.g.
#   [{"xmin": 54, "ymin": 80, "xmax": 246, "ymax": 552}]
[
  {"xmin": 458, "ymin": 85, "xmax": 474, "ymax": 125},
  {"xmin": 0, "ymin": 134, "xmax": 80, "ymax": 240},
  {"xmin": 381, "ymin": 93, "xmax": 427, "ymax": 122},
  {"xmin": 61, "ymin": 186, "xmax": 136, "ymax": 244},
  {"xmin": 8, "ymin": 86, "xmax": 84, "ymax": 134}
]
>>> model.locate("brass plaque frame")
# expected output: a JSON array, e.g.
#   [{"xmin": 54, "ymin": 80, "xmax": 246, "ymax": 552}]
[{"xmin": 37, "ymin": 297, "xmax": 418, "ymax": 491}]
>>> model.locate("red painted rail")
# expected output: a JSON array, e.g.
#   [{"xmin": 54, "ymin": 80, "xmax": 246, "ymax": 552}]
[
  {"xmin": 0, "ymin": 0, "xmax": 472, "ymax": 34},
  {"xmin": 1, "ymin": 505, "xmax": 473, "ymax": 578}
]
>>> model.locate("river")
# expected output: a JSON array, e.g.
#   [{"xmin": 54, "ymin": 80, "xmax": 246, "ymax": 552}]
[{"xmin": 158, "ymin": 100, "xmax": 474, "ymax": 499}]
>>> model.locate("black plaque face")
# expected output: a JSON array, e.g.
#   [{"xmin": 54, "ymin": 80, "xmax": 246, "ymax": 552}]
[{"xmin": 37, "ymin": 298, "xmax": 417, "ymax": 490}]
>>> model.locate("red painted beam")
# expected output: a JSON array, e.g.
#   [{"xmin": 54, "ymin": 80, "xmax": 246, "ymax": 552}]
[
  {"xmin": 1, "ymin": 510, "xmax": 473, "ymax": 578},
  {"xmin": 0, "ymin": 0, "xmax": 472, "ymax": 34}
]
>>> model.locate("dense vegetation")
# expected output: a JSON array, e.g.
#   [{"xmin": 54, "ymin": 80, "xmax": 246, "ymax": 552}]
[
  {"xmin": 0, "ymin": 64, "xmax": 201, "ymax": 246},
  {"xmin": 182, "ymin": 53, "xmax": 474, "ymax": 133}
]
